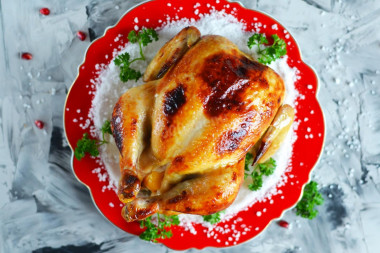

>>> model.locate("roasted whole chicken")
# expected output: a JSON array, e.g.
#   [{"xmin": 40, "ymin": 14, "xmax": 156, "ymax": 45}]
[{"xmin": 111, "ymin": 27, "xmax": 294, "ymax": 222}]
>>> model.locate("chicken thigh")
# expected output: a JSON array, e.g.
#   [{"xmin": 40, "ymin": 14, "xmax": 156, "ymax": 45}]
[{"xmin": 111, "ymin": 26, "xmax": 291, "ymax": 222}]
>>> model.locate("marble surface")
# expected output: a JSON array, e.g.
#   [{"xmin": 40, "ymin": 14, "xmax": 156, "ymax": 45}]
[{"xmin": 1, "ymin": 0, "xmax": 380, "ymax": 252}]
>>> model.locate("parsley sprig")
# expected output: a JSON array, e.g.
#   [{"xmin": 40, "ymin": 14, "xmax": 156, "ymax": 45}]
[
  {"xmin": 244, "ymin": 154, "xmax": 277, "ymax": 191},
  {"xmin": 139, "ymin": 214, "xmax": 180, "ymax": 242},
  {"xmin": 247, "ymin": 33, "xmax": 287, "ymax": 65},
  {"xmin": 74, "ymin": 133, "xmax": 100, "ymax": 160},
  {"xmin": 74, "ymin": 120, "xmax": 112, "ymax": 161},
  {"xmin": 114, "ymin": 53, "xmax": 142, "ymax": 82},
  {"xmin": 295, "ymin": 181, "xmax": 324, "ymax": 219},
  {"xmin": 114, "ymin": 28, "xmax": 158, "ymax": 82},
  {"xmin": 100, "ymin": 119, "xmax": 112, "ymax": 138},
  {"xmin": 202, "ymin": 211, "xmax": 224, "ymax": 224}
]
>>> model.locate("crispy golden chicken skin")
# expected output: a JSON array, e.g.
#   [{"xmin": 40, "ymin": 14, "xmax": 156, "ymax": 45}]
[{"xmin": 111, "ymin": 27, "xmax": 293, "ymax": 222}]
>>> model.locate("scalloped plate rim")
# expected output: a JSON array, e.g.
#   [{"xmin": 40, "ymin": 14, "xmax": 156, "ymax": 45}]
[{"xmin": 63, "ymin": 0, "xmax": 326, "ymax": 250}]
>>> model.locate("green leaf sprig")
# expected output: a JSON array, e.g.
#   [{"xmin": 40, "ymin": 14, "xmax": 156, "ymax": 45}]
[
  {"xmin": 295, "ymin": 181, "xmax": 324, "ymax": 219},
  {"xmin": 139, "ymin": 214, "xmax": 180, "ymax": 242},
  {"xmin": 74, "ymin": 133, "xmax": 99, "ymax": 161},
  {"xmin": 244, "ymin": 155, "xmax": 277, "ymax": 191},
  {"xmin": 247, "ymin": 33, "xmax": 287, "ymax": 65},
  {"xmin": 114, "ymin": 28, "xmax": 159, "ymax": 82},
  {"xmin": 100, "ymin": 119, "xmax": 112, "ymax": 138},
  {"xmin": 202, "ymin": 210, "xmax": 224, "ymax": 225},
  {"xmin": 74, "ymin": 120, "xmax": 112, "ymax": 161}
]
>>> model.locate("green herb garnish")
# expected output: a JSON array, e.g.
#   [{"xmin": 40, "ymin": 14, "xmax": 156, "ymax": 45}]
[
  {"xmin": 244, "ymin": 152, "xmax": 254, "ymax": 172},
  {"xmin": 244, "ymin": 155, "xmax": 277, "ymax": 191},
  {"xmin": 115, "ymin": 28, "xmax": 158, "ymax": 82},
  {"xmin": 295, "ymin": 181, "xmax": 324, "ymax": 219},
  {"xmin": 248, "ymin": 170, "xmax": 263, "ymax": 191},
  {"xmin": 74, "ymin": 120, "xmax": 112, "ymax": 161},
  {"xmin": 100, "ymin": 119, "xmax": 112, "ymax": 139},
  {"xmin": 129, "ymin": 28, "xmax": 159, "ymax": 48},
  {"xmin": 202, "ymin": 211, "xmax": 224, "ymax": 225},
  {"xmin": 139, "ymin": 214, "xmax": 180, "ymax": 242},
  {"xmin": 74, "ymin": 133, "xmax": 99, "ymax": 161},
  {"xmin": 114, "ymin": 53, "xmax": 142, "ymax": 82},
  {"xmin": 257, "ymin": 157, "xmax": 276, "ymax": 176},
  {"xmin": 247, "ymin": 33, "xmax": 287, "ymax": 64}
]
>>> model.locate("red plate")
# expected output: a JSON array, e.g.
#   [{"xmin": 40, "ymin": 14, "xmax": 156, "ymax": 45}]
[{"xmin": 64, "ymin": 0, "xmax": 324, "ymax": 250}]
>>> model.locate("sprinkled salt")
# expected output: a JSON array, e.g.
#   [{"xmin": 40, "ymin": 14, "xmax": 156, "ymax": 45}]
[{"xmin": 271, "ymin": 24, "xmax": 278, "ymax": 30}]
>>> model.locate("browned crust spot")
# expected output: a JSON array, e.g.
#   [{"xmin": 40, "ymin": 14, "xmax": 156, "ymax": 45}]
[
  {"xmin": 167, "ymin": 190, "xmax": 187, "ymax": 204},
  {"xmin": 199, "ymin": 53, "xmax": 266, "ymax": 117},
  {"xmin": 121, "ymin": 191, "xmax": 135, "ymax": 199},
  {"xmin": 173, "ymin": 156, "xmax": 184, "ymax": 164},
  {"xmin": 156, "ymin": 48, "xmax": 182, "ymax": 79},
  {"xmin": 163, "ymin": 84, "xmax": 186, "ymax": 116},
  {"xmin": 118, "ymin": 173, "xmax": 140, "ymax": 200},
  {"xmin": 112, "ymin": 102, "xmax": 124, "ymax": 153},
  {"xmin": 217, "ymin": 128, "xmax": 247, "ymax": 154},
  {"xmin": 136, "ymin": 208, "xmax": 151, "ymax": 218},
  {"xmin": 232, "ymin": 172, "xmax": 237, "ymax": 181},
  {"xmin": 216, "ymin": 112, "xmax": 256, "ymax": 154},
  {"xmin": 130, "ymin": 118, "xmax": 137, "ymax": 133},
  {"xmin": 161, "ymin": 84, "xmax": 186, "ymax": 140}
]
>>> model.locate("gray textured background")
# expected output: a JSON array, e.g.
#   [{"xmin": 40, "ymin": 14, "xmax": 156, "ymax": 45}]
[{"xmin": 1, "ymin": 0, "xmax": 380, "ymax": 252}]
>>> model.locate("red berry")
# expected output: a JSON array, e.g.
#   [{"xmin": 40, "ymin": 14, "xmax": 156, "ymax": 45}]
[
  {"xmin": 76, "ymin": 31, "xmax": 87, "ymax": 41},
  {"xmin": 21, "ymin": 52, "xmax": 33, "ymax": 60},
  {"xmin": 277, "ymin": 220, "xmax": 289, "ymax": 228},
  {"xmin": 39, "ymin": 8, "xmax": 50, "ymax": 16},
  {"xmin": 34, "ymin": 120, "xmax": 44, "ymax": 129}
]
